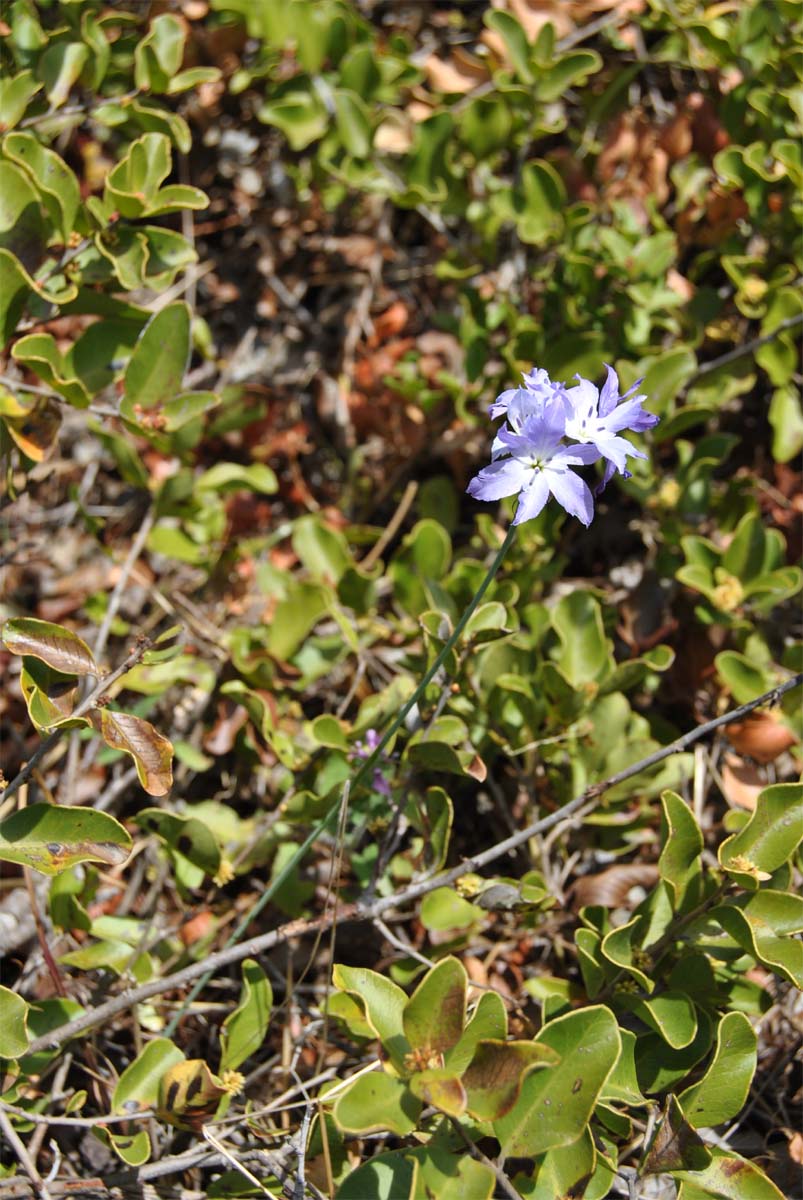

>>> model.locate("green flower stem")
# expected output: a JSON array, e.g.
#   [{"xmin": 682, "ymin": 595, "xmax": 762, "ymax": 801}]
[{"xmin": 165, "ymin": 523, "xmax": 516, "ymax": 1036}]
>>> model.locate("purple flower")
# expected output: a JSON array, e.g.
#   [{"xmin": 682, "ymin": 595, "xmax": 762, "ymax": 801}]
[
  {"xmin": 468, "ymin": 394, "xmax": 599, "ymax": 526},
  {"xmin": 488, "ymin": 367, "xmax": 567, "ymax": 420},
  {"xmin": 350, "ymin": 728, "xmax": 392, "ymax": 797},
  {"xmin": 563, "ymin": 364, "xmax": 659, "ymax": 493},
  {"xmin": 468, "ymin": 361, "xmax": 658, "ymax": 525}
]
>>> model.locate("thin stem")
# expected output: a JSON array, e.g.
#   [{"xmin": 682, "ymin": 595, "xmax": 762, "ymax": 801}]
[
  {"xmin": 692, "ymin": 312, "xmax": 803, "ymax": 379},
  {"xmin": 162, "ymin": 525, "xmax": 517, "ymax": 1036},
  {"xmin": 0, "ymin": 1111, "xmax": 52, "ymax": 1200},
  {"xmin": 94, "ymin": 510, "xmax": 155, "ymax": 663},
  {"xmin": 23, "ymin": 669, "xmax": 800, "ymax": 1058}
]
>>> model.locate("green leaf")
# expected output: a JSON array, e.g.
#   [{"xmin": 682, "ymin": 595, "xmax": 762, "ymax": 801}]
[
  {"xmin": 719, "ymin": 783, "xmax": 803, "ymax": 884},
  {"xmin": 722, "ymin": 512, "xmax": 772, "ymax": 581},
  {"xmin": 462, "ymin": 96, "xmax": 512, "ymax": 157},
  {"xmin": 536, "ymin": 50, "xmax": 601, "ymax": 101},
  {"xmin": 408, "ymin": 786, "xmax": 453, "ymax": 876},
  {"xmin": 333, "ymin": 1071, "xmax": 421, "ymax": 1136},
  {"xmin": 334, "ymin": 89, "xmax": 371, "ymax": 158},
  {"xmin": 135, "ymin": 808, "xmax": 220, "ymax": 877},
  {"xmin": 551, "ymin": 590, "xmax": 610, "ymax": 686},
  {"xmin": 0, "ymin": 804, "xmax": 131, "ymax": 876},
  {"xmin": 636, "ymin": 1012, "xmax": 715, "ymax": 1096},
  {"xmin": 332, "ymin": 965, "xmax": 410, "ymax": 1071},
  {"xmin": 2, "ymin": 617, "xmax": 96, "ymax": 675},
  {"xmin": 674, "ymin": 1147, "xmax": 785, "ymax": 1199},
  {"xmin": 257, "ymin": 83, "xmax": 328, "ymax": 151},
  {"xmin": 484, "ymin": 11, "xmax": 533, "ymax": 81},
  {"xmin": 642, "ymin": 348, "xmax": 697, "ymax": 418},
  {"xmin": 39, "ymin": 42, "xmax": 89, "ymax": 108},
  {"xmin": 403, "ymin": 957, "xmax": 466, "ymax": 1058},
  {"xmin": 266, "ymin": 581, "xmax": 329, "ymax": 661},
  {"xmin": 123, "ymin": 301, "xmax": 191, "ymax": 414},
  {"xmin": 161, "ymin": 390, "xmax": 219, "ymax": 431},
  {"xmin": 134, "ymin": 13, "xmax": 186, "ymax": 92},
  {"xmin": 19, "ymin": 658, "xmax": 82, "ymax": 731},
  {"xmin": 87, "ymin": 709, "xmax": 173, "ymax": 797},
  {"xmin": 196, "ymin": 462, "xmax": 278, "ymax": 496},
  {"xmin": 292, "ymin": 514, "xmax": 350, "ymax": 583},
  {"xmin": 114, "ymin": 1037, "xmax": 185, "ymax": 1113},
  {"xmin": 0, "ymin": 159, "xmax": 46, "ymax": 271},
  {"xmin": 407, "ymin": 1145, "xmax": 495, "ymax": 1200},
  {"xmin": 336, "ymin": 1145, "xmax": 495, "ymax": 1200},
  {"xmin": 769, "ymin": 385, "xmax": 803, "ymax": 463},
  {"xmin": 102, "ymin": 1129, "xmax": 151, "ymax": 1168},
  {"xmin": 0, "ymin": 986, "xmax": 29, "ymax": 1058},
  {"xmin": 711, "ymin": 891, "xmax": 803, "ymax": 988},
  {"xmin": 220, "ymin": 960, "xmax": 273, "ymax": 1074},
  {"xmin": 59, "ymin": 938, "xmax": 149, "ymax": 977},
  {"xmin": 522, "ymin": 1128, "xmax": 599, "ymax": 1200},
  {"xmin": 659, "ymin": 790, "xmax": 703, "ymax": 907},
  {"xmin": 600, "ymin": 916, "xmax": 653, "ymax": 991},
  {"xmin": 678, "ymin": 1011, "xmax": 756, "ymax": 1128},
  {"xmin": 0, "ymin": 248, "xmax": 33, "ymax": 343},
  {"xmin": 515, "ymin": 160, "xmax": 567, "ymax": 246},
  {"xmin": 419, "ymin": 887, "xmax": 485, "ymax": 934},
  {"xmin": 715, "ymin": 651, "xmax": 774, "ymax": 704},
  {"xmin": 102, "ymin": 1036, "xmax": 184, "ymax": 1164},
  {"xmin": 601, "ymin": 1028, "xmax": 645, "ymax": 1106},
  {"xmin": 166, "ymin": 66, "xmax": 223, "ymax": 95},
  {"xmin": 12, "ymin": 334, "xmax": 90, "ymax": 408},
  {"xmin": 463, "ymin": 1039, "xmax": 558, "ymax": 1121},
  {"xmin": 309, "ymin": 715, "xmax": 349, "ymax": 750},
  {"xmin": 494, "ymin": 1005, "xmax": 620, "ymax": 1155},
  {"xmin": 3, "ymin": 133, "xmax": 80, "ymax": 239},
  {"xmin": 446, "ymin": 990, "xmax": 507, "ymax": 1074},
  {"xmin": 0, "ymin": 70, "xmax": 42, "ymax": 131},
  {"xmin": 335, "ymin": 1149, "xmax": 416, "ymax": 1200},
  {"xmin": 634, "ymin": 991, "xmax": 697, "ymax": 1051}
]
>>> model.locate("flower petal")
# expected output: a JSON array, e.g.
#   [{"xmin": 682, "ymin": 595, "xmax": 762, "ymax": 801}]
[
  {"xmin": 488, "ymin": 388, "xmax": 520, "ymax": 419},
  {"xmin": 591, "ymin": 432, "xmax": 644, "ymax": 472},
  {"xmin": 467, "ymin": 457, "xmax": 530, "ymax": 501},
  {"xmin": 594, "ymin": 459, "xmax": 618, "ymax": 495},
  {"xmin": 547, "ymin": 467, "xmax": 595, "ymax": 526},
  {"xmin": 602, "ymin": 396, "xmax": 659, "ymax": 433},
  {"xmin": 512, "ymin": 471, "xmax": 550, "ymax": 524},
  {"xmin": 598, "ymin": 363, "xmax": 620, "ymax": 417},
  {"xmin": 552, "ymin": 443, "xmax": 601, "ymax": 467}
]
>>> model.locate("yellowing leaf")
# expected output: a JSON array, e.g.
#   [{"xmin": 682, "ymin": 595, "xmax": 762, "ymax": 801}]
[
  {"xmin": 157, "ymin": 1059, "xmax": 227, "ymax": 1130},
  {"xmin": 3, "ymin": 617, "xmax": 96, "ymax": 675},
  {"xmin": 89, "ymin": 709, "xmax": 173, "ymax": 796}
]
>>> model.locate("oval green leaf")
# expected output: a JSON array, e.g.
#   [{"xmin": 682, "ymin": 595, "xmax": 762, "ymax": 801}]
[{"xmin": 0, "ymin": 804, "xmax": 132, "ymax": 876}]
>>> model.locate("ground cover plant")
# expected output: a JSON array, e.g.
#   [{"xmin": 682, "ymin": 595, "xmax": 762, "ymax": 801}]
[{"xmin": 0, "ymin": 1, "xmax": 801, "ymax": 1197}]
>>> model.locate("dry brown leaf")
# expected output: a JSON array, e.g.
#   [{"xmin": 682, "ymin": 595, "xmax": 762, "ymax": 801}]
[
  {"xmin": 725, "ymin": 712, "xmax": 798, "ymax": 764},
  {"xmin": 369, "ymin": 301, "xmax": 410, "ymax": 345},
  {"xmin": 721, "ymin": 754, "xmax": 765, "ymax": 811},
  {"xmin": 788, "ymin": 1131, "xmax": 803, "ymax": 1166},
  {"xmin": 424, "ymin": 50, "xmax": 488, "ymax": 95},
  {"xmin": 569, "ymin": 863, "xmax": 659, "ymax": 911},
  {"xmin": 667, "ymin": 269, "xmax": 695, "ymax": 302},
  {"xmin": 374, "ymin": 118, "xmax": 413, "ymax": 154},
  {"xmin": 407, "ymin": 100, "xmax": 436, "ymax": 124}
]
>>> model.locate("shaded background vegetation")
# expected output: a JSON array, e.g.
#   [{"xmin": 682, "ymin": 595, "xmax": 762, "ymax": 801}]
[{"xmin": 0, "ymin": 1, "xmax": 801, "ymax": 1197}]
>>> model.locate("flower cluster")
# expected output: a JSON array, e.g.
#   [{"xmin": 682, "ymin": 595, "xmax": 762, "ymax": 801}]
[{"xmin": 468, "ymin": 364, "xmax": 659, "ymax": 527}]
